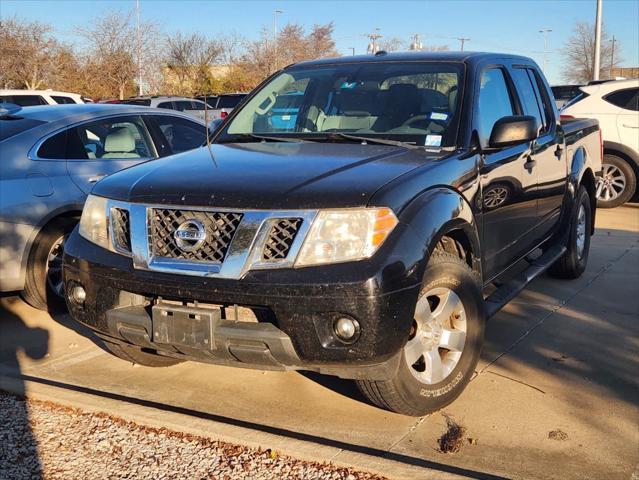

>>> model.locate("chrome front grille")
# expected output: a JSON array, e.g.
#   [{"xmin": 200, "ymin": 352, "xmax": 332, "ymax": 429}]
[
  {"xmin": 110, "ymin": 207, "xmax": 131, "ymax": 253},
  {"xmin": 149, "ymin": 208, "xmax": 243, "ymax": 262},
  {"xmin": 262, "ymin": 218, "xmax": 302, "ymax": 261}
]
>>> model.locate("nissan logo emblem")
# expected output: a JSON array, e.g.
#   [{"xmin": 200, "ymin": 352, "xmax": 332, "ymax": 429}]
[{"xmin": 174, "ymin": 219, "xmax": 207, "ymax": 252}]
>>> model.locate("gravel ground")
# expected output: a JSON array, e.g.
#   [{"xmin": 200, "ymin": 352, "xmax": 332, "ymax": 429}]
[{"xmin": 0, "ymin": 391, "xmax": 386, "ymax": 480}]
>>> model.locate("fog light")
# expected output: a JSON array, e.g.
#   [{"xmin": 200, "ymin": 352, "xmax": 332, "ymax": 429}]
[
  {"xmin": 70, "ymin": 285, "xmax": 86, "ymax": 304},
  {"xmin": 333, "ymin": 317, "xmax": 360, "ymax": 342}
]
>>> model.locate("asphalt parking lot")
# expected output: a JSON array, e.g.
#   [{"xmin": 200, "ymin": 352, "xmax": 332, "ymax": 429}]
[{"xmin": 1, "ymin": 205, "xmax": 638, "ymax": 480}]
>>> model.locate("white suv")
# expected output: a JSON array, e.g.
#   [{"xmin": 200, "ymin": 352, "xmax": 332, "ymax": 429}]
[
  {"xmin": 0, "ymin": 89, "xmax": 86, "ymax": 106},
  {"xmin": 122, "ymin": 96, "xmax": 209, "ymax": 122},
  {"xmin": 562, "ymin": 79, "xmax": 639, "ymax": 207}
]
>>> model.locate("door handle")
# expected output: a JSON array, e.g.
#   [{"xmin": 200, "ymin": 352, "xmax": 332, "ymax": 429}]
[
  {"xmin": 555, "ymin": 145, "xmax": 563, "ymax": 159},
  {"xmin": 524, "ymin": 158, "xmax": 537, "ymax": 171},
  {"xmin": 622, "ymin": 124, "xmax": 639, "ymax": 129},
  {"xmin": 88, "ymin": 173, "xmax": 107, "ymax": 183}
]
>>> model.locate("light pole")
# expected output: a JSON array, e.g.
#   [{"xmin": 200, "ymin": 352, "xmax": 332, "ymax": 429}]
[
  {"xmin": 539, "ymin": 28, "xmax": 552, "ymax": 73},
  {"xmin": 593, "ymin": 0, "xmax": 603, "ymax": 80},
  {"xmin": 609, "ymin": 36, "xmax": 616, "ymax": 79},
  {"xmin": 273, "ymin": 9, "xmax": 283, "ymax": 70},
  {"xmin": 457, "ymin": 37, "xmax": 470, "ymax": 51},
  {"xmin": 349, "ymin": 47, "xmax": 355, "ymax": 56},
  {"xmin": 136, "ymin": 0, "xmax": 142, "ymax": 95}
]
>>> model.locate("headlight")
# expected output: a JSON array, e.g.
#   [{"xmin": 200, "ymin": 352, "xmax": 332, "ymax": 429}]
[
  {"xmin": 295, "ymin": 208, "xmax": 398, "ymax": 267},
  {"xmin": 79, "ymin": 194, "xmax": 109, "ymax": 249}
]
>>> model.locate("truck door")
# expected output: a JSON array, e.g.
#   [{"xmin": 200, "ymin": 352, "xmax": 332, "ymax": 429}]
[
  {"xmin": 477, "ymin": 67, "xmax": 539, "ymax": 279},
  {"xmin": 511, "ymin": 67, "xmax": 566, "ymax": 236}
]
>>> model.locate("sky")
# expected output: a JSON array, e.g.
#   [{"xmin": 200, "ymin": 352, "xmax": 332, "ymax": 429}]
[{"xmin": 2, "ymin": 0, "xmax": 638, "ymax": 85}]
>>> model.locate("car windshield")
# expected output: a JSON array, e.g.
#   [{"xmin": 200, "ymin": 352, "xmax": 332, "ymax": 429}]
[{"xmin": 220, "ymin": 62, "xmax": 464, "ymax": 148}]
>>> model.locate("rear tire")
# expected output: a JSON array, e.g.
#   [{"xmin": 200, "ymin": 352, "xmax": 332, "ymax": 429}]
[
  {"xmin": 103, "ymin": 341, "xmax": 183, "ymax": 367},
  {"xmin": 22, "ymin": 220, "xmax": 76, "ymax": 312},
  {"xmin": 356, "ymin": 252, "xmax": 485, "ymax": 416},
  {"xmin": 549, "ymin": 186, "xmax": 591, "ymax": 279},
  {"xmin": 597, "ymin": 154, "xmax": 636, "ymax": 208}
]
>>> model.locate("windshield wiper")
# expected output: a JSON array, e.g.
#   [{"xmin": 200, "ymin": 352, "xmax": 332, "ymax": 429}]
[
  {"xmin": 217, "ymin": 133, "xmax": 312, "ymax": 144},
  {"xmin": 321, "ymin": 132, "xmax": 422, "ymax": 150}
]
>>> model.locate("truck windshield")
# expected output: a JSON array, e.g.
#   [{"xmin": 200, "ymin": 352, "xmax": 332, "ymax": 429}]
[{"xmin": 220, "ymin": 62, "xmax": 464, "ymax": 148}]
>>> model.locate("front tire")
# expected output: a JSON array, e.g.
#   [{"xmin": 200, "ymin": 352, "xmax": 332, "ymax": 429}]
[
  {"xmin": 549, "ymin": 186, "xmax": 591, "ymax": 279},
  {"xmin": 357, "ymin": 252, "xmax": 485, "ymax": 416},
  {"xmin": 597, "ymin": 154, "xmax": 636, "ymax": 208}
]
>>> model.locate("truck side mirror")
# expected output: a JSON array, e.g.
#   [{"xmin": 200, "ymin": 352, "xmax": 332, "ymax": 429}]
[{"xmin": 489, "ymin": 115, "xmax": 539, "ymax": 148}]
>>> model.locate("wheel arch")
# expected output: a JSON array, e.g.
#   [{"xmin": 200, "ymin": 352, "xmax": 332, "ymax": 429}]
[
  {"xmin": 399, "ymin": 187, "xmax": 482, "ymax": 280},
  {"xmin": 568, "ymin": 146, "xmax": 597, "ymax": 234}
]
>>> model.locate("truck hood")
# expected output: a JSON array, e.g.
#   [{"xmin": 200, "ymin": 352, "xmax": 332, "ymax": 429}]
[{"xmin": 92, "ymin": 142, "xmax": 442, "ymax": 209}]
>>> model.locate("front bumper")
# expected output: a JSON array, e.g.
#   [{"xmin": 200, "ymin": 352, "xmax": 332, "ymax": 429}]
[{"xmin": 63, "ymin": 227, "xmax": 423, "ymax": 380}]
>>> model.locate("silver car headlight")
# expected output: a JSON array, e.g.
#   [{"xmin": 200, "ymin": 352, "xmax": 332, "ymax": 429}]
[
  {"xmin": 79, "ymin": 194, "xmax": 110, "ymax": 249},
  {"xmin": 295, "ymin": 208, "xmax": 398, "ymax": 267}
]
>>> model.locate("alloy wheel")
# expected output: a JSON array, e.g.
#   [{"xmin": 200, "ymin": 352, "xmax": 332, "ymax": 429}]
[
  {"xmin": 46, "ymin": 235, "xmax": 67, "ymax": 299},
  {"xmin": 405, "ymin": 287, "xmax": 467, "ymax": 384},
  {"xmin": 598, "ymin": 163, "xmax": 626, "ymax": 202}
]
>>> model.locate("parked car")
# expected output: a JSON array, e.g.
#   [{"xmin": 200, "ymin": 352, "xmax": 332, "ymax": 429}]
[
  {"xmin": 63, "ymin": 52, "xmax": 601, "ymax": 416},
  {"xmin": 121, "ymin": 96, "xmax": 210, "ymax": 122},
  {"xmin": 0, "ymin": 103, "xmax": 208, "ymax": 311},
  {"xmin": 207, "ymin": 93, "xmax": 247, "ymax": 120},
  {"xmin": 0, "ymin": 89, "xmax": 86, "ymax": 106},
  {"xmin": 551, "ymin": 84, "xmax": 583, "ymax": 108},
  {"xmin": 561, "ymin": 79, "xmax": 639, "ymax": 207}
]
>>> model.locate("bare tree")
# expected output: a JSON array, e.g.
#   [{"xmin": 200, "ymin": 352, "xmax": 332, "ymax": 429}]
[
  {"xmin": 79, "ymin": 10, "xmax": 161, "ymax": 99},
  {"xmin": 0, "ymin": 17, "xmax": 74, "ymax": 89},
  {"xmin": 562, "ymin": 21, "xmax": 622, "ymax": 83},
  {"xmin": 380, "ymin": 37, "xmax": 406, "ymax": 52},
  {"xmin": 164, "ymin": 32, "xmax": 222, "ymax": 95}
]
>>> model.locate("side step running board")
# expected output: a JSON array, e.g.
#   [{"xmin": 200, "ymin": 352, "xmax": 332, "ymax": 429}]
[{"xmin": 484, "ymin": 245, "xmax": 567, "ymax": 319}]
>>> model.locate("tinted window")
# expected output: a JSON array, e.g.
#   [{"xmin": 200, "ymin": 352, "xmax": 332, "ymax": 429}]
[
  {"xmin": 528, "ymin": 69, "xmax": 554, "ymax": 131},
  {"xmin": 174, "ymin": 101, "xmax": 193, "ymax": 111},
  {"xmin": 511, "ymin": 68, "xmax": 543, "ymax": 131},
  {"xmin": 154, "ymin": 116, "xmax": 206, "ymax": 154},
  {"xmin": 217, "ymin": 95, "xmax": 245, "ymax": 108},
  {"xmin": 0, "ymin": 118, "xmax": 47, "ymax": 142},
  {"xmin": 73, "ymin": 116, "xmax": 155, "ymax": 160},
  {"xmin": 477, "ymin": 68, "xmax": 515, "ymax": 144},
  {"xmin": 157, "ymin": 101, "xmax": 174, "ymax": 109},
  {"xmin": 190, "ymin": 101, "xmax": 205, "ymax": 111},
  {"xmin": 605, "ymin": 88, "xmax": 639, "ymax": 111},
  {"xmin": 51, "ymin": 95, "xmax": 77, "ymax": 104},
  {"xmin": 38, "ymin": 129, "xmax": 87, "ymax": 159},
  {"xmin": 0, "ymin": 95, "xmax": 47, "ymax": 106},
  {"xmin": 123, "ymin": 99, "xmax": 152, "ymax": 107}
]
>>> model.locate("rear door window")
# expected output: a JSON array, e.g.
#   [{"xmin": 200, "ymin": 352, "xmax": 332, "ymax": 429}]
[
  {"xmin": 51, "ymin": 95, "xmax": 77, "ymax": 104},
  {"xmin": 477, "ymin": 68, "xmax": 515, "ymax": 144},
  {"xmin": 511, "ymin": 68, "xmax": 544, "ymax": 131},
  {"xmin": 152, "ymin": 115, "xmax": 206, "ymax": 154},
  {"xmin": 605, "ymin": 88, "xmax": 639, "ymax": 111},
  {"xmin": 157, "ymin": 101, "xmax": 175, "ymax": 110}
]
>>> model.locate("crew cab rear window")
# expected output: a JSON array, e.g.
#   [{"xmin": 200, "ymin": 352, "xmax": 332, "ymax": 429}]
[
  {"xmin": 511, "ymin": 68, "xmax": 544, "ymax": 131},
  {"xmin": 0, "ymin": 118, "xmax": 47, "ymax": 142},
  {"xmin": 157, "ymin": 101, "xmax": 174, "ymax": 109},
  {"xmin": 605, "ymin": 88, "xmax": 639, "ymax": 111}
]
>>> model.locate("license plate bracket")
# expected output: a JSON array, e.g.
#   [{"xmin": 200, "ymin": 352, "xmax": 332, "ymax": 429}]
[{"xmin": 152, "ymin": 303, "xmax": 221, "ymax": 350}]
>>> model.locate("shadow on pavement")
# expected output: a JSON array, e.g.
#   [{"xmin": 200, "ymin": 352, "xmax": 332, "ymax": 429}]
[{"xmin": 0, "ymin": 296, "xmax": 48, "ymax": 479}]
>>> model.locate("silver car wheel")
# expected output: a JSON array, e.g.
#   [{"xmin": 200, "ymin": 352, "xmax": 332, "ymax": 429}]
[
  {"xmin": 46, "ymin": 235, "xmax": 66, "ymax": 298},
  {"xmin": 598, "ymin": 163, "xmax": 626, "ymax": 202},
  {"xmin": 575, "ymin": 204, "xmax": 586, "ymax": 259},
  {"xmin": 405, "ymin": 287, "xmax": 467, "ymax": 385}
]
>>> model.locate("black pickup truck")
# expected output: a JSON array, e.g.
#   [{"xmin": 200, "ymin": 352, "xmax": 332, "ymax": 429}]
[{"xmin": 64, "ymin": 52, "xmax": 601, "ymax": 416}]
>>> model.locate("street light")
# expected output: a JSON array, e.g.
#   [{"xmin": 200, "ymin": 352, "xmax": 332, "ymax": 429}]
[
  {"xmin": 539, "ymin": 28, "xmax": 552, "ymax": 73},
  {"xmin": 274, "ymin": 9, "xmax": 283, "ymax": 70}
]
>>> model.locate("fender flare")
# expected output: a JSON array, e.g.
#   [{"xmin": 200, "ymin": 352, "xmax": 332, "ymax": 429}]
[
  {"xmin": 567, "ymin": 146, "xmax": 597, "ymax": 234},
  {"xmin": 399, "ymin": 186, "xmax": 482, "ymax": 279},
  {"xmin": 603, "ymin": 140, "xmax": 639, "ymax": 169}
]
